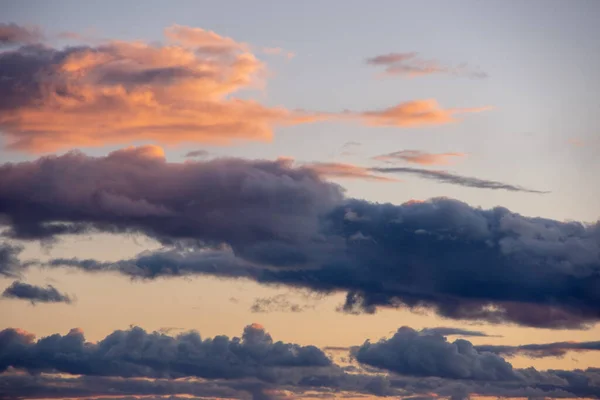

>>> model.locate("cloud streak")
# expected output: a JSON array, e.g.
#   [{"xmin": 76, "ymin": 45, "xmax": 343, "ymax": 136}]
[
  {"xmin": 475, "ymin": 340, "xmax": 600, "ymax": 359},
  {"xmin": 371, "ymin": 166, "xmax": 548, "ymax": 193},
  {"xmin": 366, "ymin": 52, "xmax": 488, "ymax": 79},
  {"xmin": 2, "ymin": 281, "xmax": 72, "ymax": 304},
  {"xmin": 373, "ymin": 150, "xmax": 466, "ymax": 165}
]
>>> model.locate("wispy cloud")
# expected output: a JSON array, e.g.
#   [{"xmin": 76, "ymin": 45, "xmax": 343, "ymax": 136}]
[
  {"xmin": 475, "ymin": 340, "xmax": 600, "ymax": 358},
  {"xmin": 262, "ymin": 46, "xmax": 295, "ymax": 59},
  {"xmin": 366, "ymin": 52, "xmax": 488, "ymax": 79},
  {"xmin": 373, "ymin": 150, "xmax": 466, "ymax": 165},
  {"xmin": 304, "ymin": 162, "xmax": 399, "ymax": 182},
  {"xmin": 372, "ymin": 166, "xmax": 548, "ymax": 193},
  {"xmin": 251, "ymin": 294, "xmax": 314, "ymax": 313}
]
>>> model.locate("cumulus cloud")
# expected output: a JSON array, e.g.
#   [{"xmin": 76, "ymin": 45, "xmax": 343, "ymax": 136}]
[
  {"xmin": 358, "ymin": 100, "xmax": 491, "ymax": 127},
  {"xmin": 2, "ymin": 281, "xmax": 72, "ymax": 304},
  {"xmin": 475, "ymin": 340, "xmax": 600, "ymax": 359},
  {"xmin": 353, "ymin": 326, "xmax": 516, "ymax": 380},
  {"xmin": 0, "ymin": 23, "xmax": 43, "ymax": 46},
  {"xmin": 366, "ymin": 52, "xmax": 488, "ymax": 79},
  {"xmin": 372, "ymin": 166, "xmax": 548, "ymax": 193},
  {"xmin": 373, "ymin": 150, "xmax": 466, "ymax": 165},
  {"xmin": 1, "ymin": 326, "xmax": 600, "ymax": 399},
  {"xmin": 1, "ymin": 151, "xmax": 599, "ymax": 329},
  {"xmin": 0, "ymin": 323, "xmax": 330, "ymax": 380}
]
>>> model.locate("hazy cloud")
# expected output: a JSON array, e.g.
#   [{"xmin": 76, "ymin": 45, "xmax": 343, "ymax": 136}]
[
  {"xmin": 184, "ymin": 149, "xmax": 211, "ymax": 158},
  {"xmin": 0, "ymin": 23, "xmax": 43, "ymax": 46}
]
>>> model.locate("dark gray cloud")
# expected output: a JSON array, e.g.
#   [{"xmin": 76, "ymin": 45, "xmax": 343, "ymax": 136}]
[
  {"xmin": 371, "ymin": 167, "xmax": 548, "ymax": 193},
  {"xmin": 353, "ymin": 326, "xmax": 516, "ymax": 381},
  {"xmin": 475, "ymin": 340, "xmax": 600, "ymax": 358},
  {"xmin": 2, "ymin": 281, "xmax": 72, "ymax": 304},
  {"xmin": 0, "ymin": 243, "xmax": 25, "ymax": 277},
  {"xmin": 1, "ymin": 151, "xmax": 599, "ymax": 329},
  {"xmin": 420, "ymin": 327, "xmax": 496, "ymax": 338},
  {"xmin": 0, "ymin": 323, "xmax": 330, "ymax": 381},
  {"xmin": 0, "ymin": 23, "xmax": 43, "ymax": 46},
  {"xmin": 1, "ymin": 324, "xmax": 600, "ymax": 399}
]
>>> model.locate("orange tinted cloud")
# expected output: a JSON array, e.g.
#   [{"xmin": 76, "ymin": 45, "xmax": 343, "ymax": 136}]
[
  {"xmin": 359, "ymin": 99, "xmax": 492, "ymax": 127},
  {"xmin": 0, "ymin": 25, "xmax": 318, "ymax": 153},
  {"xmin": 373, "ymin": 150, "xmax": 466, "ymax": 165},
  {"xmin": 304, "ymin": 162, "xmax": 399, "ymax": 182}
]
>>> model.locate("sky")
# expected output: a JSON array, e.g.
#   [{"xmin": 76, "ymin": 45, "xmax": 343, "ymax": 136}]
[{"xmin": 0, "ymin": 1, "xmax": 599, "ymax": 400}]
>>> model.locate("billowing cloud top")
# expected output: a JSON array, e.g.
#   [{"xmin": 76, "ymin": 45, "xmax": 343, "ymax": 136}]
[
  {"xmin": 0, "ymin": 323, "xmax": 330, "ymax": 380},
  {"xmin": 353, "ymin": 326, "xmax": 516, "ymax": 380}
]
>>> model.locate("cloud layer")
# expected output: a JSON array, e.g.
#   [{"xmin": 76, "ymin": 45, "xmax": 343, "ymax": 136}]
[
  {"xmin": 1, "ymin": 325, "xmax": 600, "ymax": 400},
  {"xmin": 1, "ymin": 150, "xmax": 599, "ymax": 329}
]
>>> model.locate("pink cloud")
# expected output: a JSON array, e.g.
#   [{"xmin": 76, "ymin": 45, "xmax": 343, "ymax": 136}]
[{"xmin": 373, "ymin": 150, "xmax": 466, "ymax": 165}]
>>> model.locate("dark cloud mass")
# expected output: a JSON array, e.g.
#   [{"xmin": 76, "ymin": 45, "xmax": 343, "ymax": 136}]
[
  {"xmin": 2, "ymin": 281, "xmax": 72, "ymax": 304},
  {"xmin": 0, "ymin": 323, "xmax": 330, "ymax": 380},
  {"xmin": 371, "ymin": 166, "xmax": 548, "ymax": 193},
  {"xmin": 1, "ymin": 326, "xmax": 600, "ymax": 400},
  {"xmin": 1, "ymin": 149, "xmax": 599, "ymax": 328},
  {"xmin": 353, "ymin": 326, "xmax": 516, "ymax": 381}
]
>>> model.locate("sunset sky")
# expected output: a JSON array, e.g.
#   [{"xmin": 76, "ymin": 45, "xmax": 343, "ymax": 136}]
[{"xmin": 1, "ymin": 1, "xmax": 599, "ymax": 400}]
